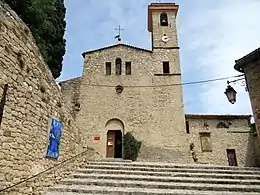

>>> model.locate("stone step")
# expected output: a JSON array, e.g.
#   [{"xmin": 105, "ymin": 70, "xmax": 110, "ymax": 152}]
[
  {"xmin": 70, "ymin": 173, "xmax": 260, "ymax": 185},
  {"xmin": 75, "ymin": 168, "xmax": 260, "ymax": 180},
  {"xmin": 87, "ymin": 161, "xmax": 260, "ymax": 171},
  {"xmin": 83, "ymin": 164, "xmax": 260, "ymax": 175},
  {"xmin": 91, "ymin": 158, "xmax": 132, "ymax": 163},
  {"xmin": 58, "ymin": 178, "xmax": 260, "ymax": 193},
  {"xmin": 47, "ymin": 182, "xmax": 260, "ymax": 194},
  {"xmin": 46, "ymin": 193, "xmax": 105, "ymax": 195},
  {"xmin": 46, "ymin": 193, "xmax": 260, "ymax": 195},
  {"xmin": 45, "ymin": 160, "xmax": 260, "ymax": 195},
  {"xmin": 45, "ymin": 187, "xmax": 260, "ymax": 195}
]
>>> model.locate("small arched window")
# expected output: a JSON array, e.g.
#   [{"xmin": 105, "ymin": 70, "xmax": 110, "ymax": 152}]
[
  {"xmin": 160, "ymin": 12, "xmax": 168, "ymax": 26},
  {"xmin": 216, "ymin": 121, "xmax": 229, "ymax": 128},
  {"xmin": 115, "ymin": 58, "xmax": 122, "ymax": 75}
]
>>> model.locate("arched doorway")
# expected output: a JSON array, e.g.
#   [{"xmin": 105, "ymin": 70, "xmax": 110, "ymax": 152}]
[
  {"xmin": 105, "ymin": 119, "xmax": 124, "ymax": 158},
  {"xmin": 107, "ymin": 130, "xmax": 122, "ymax": 158}
]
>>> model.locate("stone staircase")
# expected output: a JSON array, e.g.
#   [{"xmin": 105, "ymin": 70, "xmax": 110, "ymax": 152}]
[{"xmin": 45, "ymin": 159, "xmax": 260, "ymax": 195}]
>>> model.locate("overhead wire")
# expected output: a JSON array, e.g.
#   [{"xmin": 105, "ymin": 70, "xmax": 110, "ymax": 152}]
[{"xmin": 75, "ymin": 74, "xmax": 245, "ymax": 88}]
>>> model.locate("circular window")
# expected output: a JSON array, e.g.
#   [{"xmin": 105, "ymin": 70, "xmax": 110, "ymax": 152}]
[{"xmin": 115, "ymin": 85, "xmax": 123, "ymax": 94}]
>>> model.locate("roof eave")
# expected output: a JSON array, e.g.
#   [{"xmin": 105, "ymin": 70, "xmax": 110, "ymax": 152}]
[
  {"xmin": 185, "ymin": 114, "xmax": 252, "ymax": 120},
  {"xmin": 81, "ymin": 43, "xmax": 152, "ymax": 58},
  {"xmin": 234, "ymin": 47, "xmax": 260, "ymax": 73}
]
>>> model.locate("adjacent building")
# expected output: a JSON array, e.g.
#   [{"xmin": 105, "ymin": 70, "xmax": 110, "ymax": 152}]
[{"xmin": 234, "ymin": 47, "xmax": 260, "ymax": 166}]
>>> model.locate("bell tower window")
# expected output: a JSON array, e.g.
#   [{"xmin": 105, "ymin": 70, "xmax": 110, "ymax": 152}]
[
  {"xmin": 163, "ymin": 61, "xmax": 170, "ymax": 74},
  {"xmin": 160, "ymin": 12, "xmax": 168, "ymax": 26},
  {"xmin": 115, "ymin": 58, "xmax": 122, "ymax": 75}
]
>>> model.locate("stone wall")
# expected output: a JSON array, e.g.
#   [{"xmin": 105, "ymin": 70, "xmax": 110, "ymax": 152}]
[
  {"xmin": 186, "ymin": 115, "xmax": 257, "ymax": 166},
  {"xmin": 0, "ymin": 2, "xmax": 100, "ymax": 194},
  {"xmin": 151, "ymin": 11, "xmax": 178, "ymax": 48},
  {"xmin": 59, "ymin": 77, "xmax": 81, "ymax": 118},
  {"xmin": 243, "ymin": 60, "xmax": 260, "ymax": 166},
  {"xmin": 1, "ymin": 148, "xmax": 100, "ymax": 195},
  {"xmin": 233, "ymin": 48, "xmax": 260, "ymax": 167},
  {"xmin": 244, "ymin": 61, "xmax": 260, "ymax": 134}
]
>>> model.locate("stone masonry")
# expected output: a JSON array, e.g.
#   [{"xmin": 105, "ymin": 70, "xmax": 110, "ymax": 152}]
[
  {"xmin": 0, "ymin": 2, "xmax": 101, "ymax": 195},
  {"xmin": 75, "ymin": 3, "xmax": 189, "ymax": 163},
  {"xmin": 234, "ymin": 48, "xmax": 260, "ymax": 136},
  {"xmin": 0, "ymin": 2, "xmax": 259, "ymax": 194},
  {"xmin": 60, "ymin": 77, "xmax": 81, "ymax": 119},
  {"xmin": 186, "ymin": 115, "xmax": 257, "ymax": 166},
  {"xmin": 234, "ymin": 47, "xmax": 260, "ymax": 166},
  {"xmin": 60, "ymin": 3, "xmax": 256, "ymax": 166}
]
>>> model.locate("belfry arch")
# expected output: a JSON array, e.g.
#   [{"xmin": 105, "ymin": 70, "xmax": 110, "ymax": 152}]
[{"xmin": 160, "ymin": 12, "xmax": 168, "ymax": 26}]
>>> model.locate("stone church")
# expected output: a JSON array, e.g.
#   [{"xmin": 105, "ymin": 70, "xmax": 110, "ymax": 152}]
[
  {"xmin": 2, "ymin": 1, "xmax": 260, "ymax": 193},
  {"xmin": 60, "ymin": 3, "xmax": 256, "ymax": 166}
]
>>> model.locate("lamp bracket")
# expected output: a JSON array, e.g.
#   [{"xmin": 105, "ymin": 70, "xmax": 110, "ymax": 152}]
[{"xmin": 227, "ymin": 77, "xmax": 245, "ymax": 87}]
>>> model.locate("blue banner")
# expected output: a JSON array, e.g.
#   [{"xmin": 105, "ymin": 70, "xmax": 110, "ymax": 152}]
[{"xmin": 46, "ymin": 118, "xmax": 63, "ymax": 159}]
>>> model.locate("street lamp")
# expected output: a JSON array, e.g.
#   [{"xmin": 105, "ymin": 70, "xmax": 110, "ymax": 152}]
[
  {"xmin": 224, "ymin": 84, "xmax": 237, "ymax": 104},
  {"xmin": 224, "ymin": 75, "xmax": 246, "ymax": 104}
]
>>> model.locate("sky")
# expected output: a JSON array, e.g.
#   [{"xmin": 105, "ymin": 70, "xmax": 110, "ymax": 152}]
[{"xmin": 61, "ymin": 0, "xmax": 260, "ymax": 115}]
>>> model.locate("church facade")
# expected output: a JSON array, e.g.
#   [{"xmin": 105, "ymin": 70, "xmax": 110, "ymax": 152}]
[{"xmin": 60, "ymin": 3, "xmax": 257, "ymax": 166}]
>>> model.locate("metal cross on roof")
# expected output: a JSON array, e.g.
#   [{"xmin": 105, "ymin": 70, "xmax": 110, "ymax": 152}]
[{"xmin": 115, "ymin": 25, "xmax": 124, "ymax": 41}]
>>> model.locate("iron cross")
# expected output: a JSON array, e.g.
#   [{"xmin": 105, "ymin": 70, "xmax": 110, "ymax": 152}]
[{"xmin": 115, "ymin": 25, "xmax": 124, "ymax": 37}]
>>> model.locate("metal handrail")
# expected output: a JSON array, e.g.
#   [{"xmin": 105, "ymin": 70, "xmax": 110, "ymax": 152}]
[
  {"xmin": 0, "ymin": 148, "xmax": 93, "ymax": 192},
  {"xmin": 0, "ymin": 84, "xmax": 8, "ymax": 129}
]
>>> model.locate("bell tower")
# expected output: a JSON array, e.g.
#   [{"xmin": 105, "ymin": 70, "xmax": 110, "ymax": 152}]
[{"xmin": 148, "ymin": 3, "xmax": 179, "ymax": 49}]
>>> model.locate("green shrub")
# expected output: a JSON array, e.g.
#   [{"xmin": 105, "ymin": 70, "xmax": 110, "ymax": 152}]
[
  {"xmin": 123, "ymin": 132, "xmax": 141, "ymax": 161},
  {"xmin": 250, "ymin": 123, "xmax": 256, "ymax": 133}
]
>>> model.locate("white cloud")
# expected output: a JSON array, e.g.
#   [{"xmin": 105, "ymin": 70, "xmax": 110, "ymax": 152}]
[{"xmin": 179, "ymin": 0, "xmax": 260, "ymax": 114}]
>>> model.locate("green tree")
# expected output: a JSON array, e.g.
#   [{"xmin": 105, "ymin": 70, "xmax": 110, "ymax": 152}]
[{"xmin": 5, "ymin": 0, "xmax": 66, "ymax": 79}]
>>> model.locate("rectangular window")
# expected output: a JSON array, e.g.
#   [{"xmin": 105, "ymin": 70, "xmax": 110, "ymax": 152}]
[
  {"xmin": 105, "ymin": 62, "xmax": 111, "ymax": 75},
  {"xmin": 163, "ymin": 61, "xmax": 170, "ymax": 74},
  {"xmin": 125, "ymin": 62, "xmax": 131, "ymax": 75},
  {"xmin": 185, "ymin": 121, "xmax": 190, "ymax": 134},
  {"xmin": 0, "ymin": 84, "xmax": 8, "ymax": 128},
  {"xmin": 200, "ymin": 133, "xmax": 212, "ymax": 152},
  {"xmin": 116, "ymin": 59, "xmax": 122, "ymax": 75}
]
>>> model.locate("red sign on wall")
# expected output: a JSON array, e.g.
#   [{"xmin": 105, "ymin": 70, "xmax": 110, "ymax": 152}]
[{"xmin": 93, "ymin": 136, "xmax": 100, "ymax": 141}]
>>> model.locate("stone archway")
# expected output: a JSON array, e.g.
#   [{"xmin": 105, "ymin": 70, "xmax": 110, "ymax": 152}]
[{"xmin": 105, "ymin": 119, "xmax": 124, "ymax": 158}]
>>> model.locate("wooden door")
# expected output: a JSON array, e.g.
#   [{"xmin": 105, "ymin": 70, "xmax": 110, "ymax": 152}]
[
  {"xmin": 106, "ymin": 131, "xmax": 115, "ymax": 157},
  {"xmin": 227, "ymin": 149, "xmax": 238, "ymax": 166}
]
